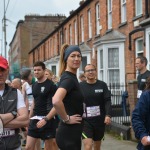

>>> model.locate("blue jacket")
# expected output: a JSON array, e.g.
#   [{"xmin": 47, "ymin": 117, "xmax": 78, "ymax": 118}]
[{"xmin": 132, "ymin": 90, "xmax": 150, "ymax": 150}]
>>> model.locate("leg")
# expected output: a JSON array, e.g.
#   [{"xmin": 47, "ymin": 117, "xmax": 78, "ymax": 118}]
[
  {"xmin": 34, "ymin": 139, "xmax": 41, "ymax": 150},
  {"xmin": 44, "ymin": 138, "xmax": 58, "ymax": 150},
  {"xmin": 93, "ymin": 141, "xmax": 101, "ymax": 150},
  {"xmin": 83, "ymin": 138, "xmax": 93, "ymax": 150},
  {"xmin": 25, "ymin": 135, "xmax": 37, "ymax": 150}
]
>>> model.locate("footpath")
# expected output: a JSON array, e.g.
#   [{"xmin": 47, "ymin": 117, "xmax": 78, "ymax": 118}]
[
  {"xmin": 101, "ymin": 133, "xmax": 137, "ymax": 150},
  {"xmin": 22, "ymin": 133, "xmax": 138, "ymax": 150}
]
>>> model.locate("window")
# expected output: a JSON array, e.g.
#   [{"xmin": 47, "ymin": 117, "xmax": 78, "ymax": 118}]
[
  {"xmin": 96, "ymin": 3, "xmax": 100, "ymax": 35},
  {"xmin": 52, "ymin": 66, "xmax": 56, "ymax": 75},
  {"xmin": 136, "ymin": 38, "xmax": 144, "ymax": 56},
  {"xmin": 99, "ymin": 50, "xmax": 103, "ymax": 80},
  {"xmin": 121, "ymin": 0, "xmax": 126, "ymax": 23},
  {"xmin": 108, "ymin": 0, "xmax": 112, "ymax": 29},
  {"xmin": 69, "ymin": 24, "xmax": 72, "ymax": 45},
  {"xmin": 135, "ymin": 0, "xmax": 142, "ymax": 16},
  {"xmin": 97, "ymin": 43, "xmax": 125, "ymax": 85},
  {"xmin": 108, "ymin": 48, "xmax": 120, "ymax": 84},
  {"xmin": 88, "ymin": 9, "xmax": 92, "ymax": 38},
  {"xmin": 80, "ymin": 16, "xmax": 84, "ymax": 42},
  {"xmin": 74, "ymin": 20, "xmax": 77, "ymax": 45}
]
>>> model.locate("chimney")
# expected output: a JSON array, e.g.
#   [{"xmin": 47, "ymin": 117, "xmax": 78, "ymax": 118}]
[{"xmin": 79, "ymin": 0, "xmax": 85, "ymax": 6}]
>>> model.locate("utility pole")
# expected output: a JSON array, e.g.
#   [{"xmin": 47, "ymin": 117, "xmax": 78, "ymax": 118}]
[{"xmin": 3, "ymin": 0, "xmax": 7, "ymax": 58}]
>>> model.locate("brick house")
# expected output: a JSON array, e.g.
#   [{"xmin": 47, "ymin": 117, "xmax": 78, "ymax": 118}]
[
  {"xmin": 28, "ymin": 0, "xmax": 150, "ymax": 85},
  {"xmin": 9, "ymin": 14, "xmax": 66, "ymax": 78}
]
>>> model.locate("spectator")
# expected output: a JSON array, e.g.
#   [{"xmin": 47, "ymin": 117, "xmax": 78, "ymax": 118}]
[
  {"xmin": 45, "ymin": 69, "xmax": 54, "ymax": 80},
  {"xmin": 11, "ymin": 78, "xmax": 22, "ymax": 91},
  {"xmin": 135, "ymin": 56, "xmax": 150, "ymax": 98},
  {"xmin": 0, "ymin": 56, "xmax": 28, "ymax": 149},
  {"xmin": 132, "ymin": 76, "xmax": 150, "ymax": 150}
]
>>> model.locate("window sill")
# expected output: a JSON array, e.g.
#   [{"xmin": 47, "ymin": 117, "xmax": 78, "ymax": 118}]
[
  {"xmin": 132, "ymin": 14, "xmax": 143, "ymax": 21},
  {"xmin": 94, "ymin": 34, "xmax": 100, "ymax": 39},
  {"xmin": 105, "ymin": 29, "xmax": 113, "ymax": 34},
  {"xmin": 118, "ymin": 21, "xmax": 127, "ymax": 28},
  {"xmin": 87, "ymin": 38, "xmax": 92, "ymax": 42}
]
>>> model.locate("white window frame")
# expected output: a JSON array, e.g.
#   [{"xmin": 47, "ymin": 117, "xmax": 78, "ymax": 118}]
[
  {"xmin": 69, "ymin": 24, "xmax": 72, "ymax": 45},
  {"xmin": 78, "ymin": 52, "xmax": 91, "ymax": 77},
  {"xmin": 96, "ymin": 3, "xmax": 100, "ymax": 35},
  {"xmin": 135, "ymin": 38, "xmax": 144, "ymax": 57},
  {"xmin": 145, "ymin": 28, "xmax": 150, "ymax": 70},
  {"xmin": 74, "ymin": 20, "xmax": 78, "ymax": 45},
  {"xmin": 108, "ymin": 0, "xmax": 112, "ymax": 29},
  {"xmin": 80, "ymin": 16, "xmax": 84, "ymax": 42},
  {"xmin": 135, "ymin": 0, "xmax": 142, "ymax": 16},
  {"xmin": 97, "ymin": 42, "xmax": 125, "ymax": 84},
  {"xmin": 121, "ymin": 0, "xmax": 126, "ymax": 23},
  {"xmin": 60, "ymin": 31, "xmax": 63, "ymax": 46},
  {"xmin": 88, "ymin": 9, "xmax": 92, "ymax": 38}
]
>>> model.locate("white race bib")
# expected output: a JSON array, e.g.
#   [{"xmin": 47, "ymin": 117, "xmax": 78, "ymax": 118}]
[
  {"xmin": 137, "ymin": 90, "xmax": 142, "ymax": 98},
  {"xmin": 1, "ymin": 129, "xmax": 15, "ymax": 137},
  {"xmin": 86, "ymin": 106, "xmax": 100, "ymax": 117}
]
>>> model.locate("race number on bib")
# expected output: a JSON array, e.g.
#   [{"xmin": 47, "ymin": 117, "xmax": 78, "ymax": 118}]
[
  {"xmin": 1, "ymin": 129, "xmax": 15, "ymax": 137},
  {"xmin": 86, "ymin": 106, "xmax": 100, "ymax": 117},
  {"xmin": 137, "ymin": 90, "xmax": 142, "ymax": 98}
]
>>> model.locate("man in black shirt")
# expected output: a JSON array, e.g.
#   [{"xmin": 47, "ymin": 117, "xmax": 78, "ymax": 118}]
[
  {"xmin": 26, "ymin": 61, "xmax": 58, "ymax": 150},
  {"xmin": 135, "ymin": 56, "xmax": 150, "ymax": 98},
  {"xmin": 80, "ymin": 64, "xmax": 111, "ymax": 150}
]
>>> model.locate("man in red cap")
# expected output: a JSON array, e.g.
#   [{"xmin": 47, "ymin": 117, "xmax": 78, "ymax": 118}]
[{"xmin": 0, "ymin": 56, "xmax": 29, "ymax": 150}]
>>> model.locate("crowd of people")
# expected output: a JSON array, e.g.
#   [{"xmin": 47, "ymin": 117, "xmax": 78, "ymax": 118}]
[{"xmin": 1, "ymin": 44, "xmax": 150, "ymax": 150}]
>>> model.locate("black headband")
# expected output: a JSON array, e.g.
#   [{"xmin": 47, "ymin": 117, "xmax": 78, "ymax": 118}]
[{"xmin": 64, "ymin": 45, "xmax": 81, "ymax": 62}]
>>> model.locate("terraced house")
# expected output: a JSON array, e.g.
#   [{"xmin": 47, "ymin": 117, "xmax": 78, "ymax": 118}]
[
  {"xmin": 22, "ymin": 0, "xmax": 150, "ymax": 140},
  {"xmin": 28, "ymin": 0, "xmax": 150, "ymax": 85}
]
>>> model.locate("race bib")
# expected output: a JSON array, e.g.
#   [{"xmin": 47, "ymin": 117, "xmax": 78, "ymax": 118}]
[
  {"xmin": 86, "ymin": 106, "xmax": 100, "ymax": 117},
  {"xmin": 137, "ymin": 90, "xmax": 142, "ymax": 98},
  {"xmin": 1, "ymin": 129, "xmax": 15, "ymax": 137}
]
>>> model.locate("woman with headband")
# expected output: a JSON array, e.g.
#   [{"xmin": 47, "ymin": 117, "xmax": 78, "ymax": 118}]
[{"xmin": 52, "ymin": 44, "xmax": 84, "ymax": 150}]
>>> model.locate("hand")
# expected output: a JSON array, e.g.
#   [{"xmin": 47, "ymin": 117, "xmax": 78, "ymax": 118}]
[
  {"xmin": 141, "ymin": 136, "xmax": 150, "ymax": 146},
  {"xmin": 36, "ymin": 119, "xmax": 47, "ymax": 128},
  {"xmin": 104, "ymin": 116, "xmax": 111, "ymax": 125},
  {"xmin": 66, "ymin": 114, "xmax": 82, "ymax": 124}
]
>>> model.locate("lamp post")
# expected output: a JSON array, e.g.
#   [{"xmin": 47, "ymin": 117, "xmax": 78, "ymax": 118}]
[
  {"xmin": 0, "ymin": 39, "xmax": 2, "ymax": 55},
  {"xmin": 3, "ymin": 0, "xmax": 7, "ymax": 58}
]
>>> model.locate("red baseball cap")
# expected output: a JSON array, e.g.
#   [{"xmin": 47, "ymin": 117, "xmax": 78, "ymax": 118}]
[{"xmin": 0, "ymin": 56, "xmax": 9, "ymax": 69}]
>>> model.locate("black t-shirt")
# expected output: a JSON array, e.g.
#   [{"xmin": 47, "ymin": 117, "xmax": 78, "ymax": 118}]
[
  {"xmin": 32, "ymin": 79, "xmax": 57, "ymax": 116},
  {"xmin": 80, "ymin": 80, "xmax": 111, "ymax": 125},
  {"xmin": 137, "ymin": 70, "xmax": 150, "ymax": 90},
  {"xmin": 58, "ymin": 71, "xmax": 84, "ymax": 116}
]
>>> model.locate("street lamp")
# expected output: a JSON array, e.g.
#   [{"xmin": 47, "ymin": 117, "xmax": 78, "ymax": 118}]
[{"xmin": 0, "ymin": 39, "xmax": 2, "ymax": 55}]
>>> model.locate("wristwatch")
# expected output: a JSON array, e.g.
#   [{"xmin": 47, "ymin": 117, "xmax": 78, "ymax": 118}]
[
  {"xmin": 11, "ymin": 111, "xmax": 17, "ymax": 119},
  {"xmin": 43, "ymin": 116, "xmax": 49, "ymax": 122}
]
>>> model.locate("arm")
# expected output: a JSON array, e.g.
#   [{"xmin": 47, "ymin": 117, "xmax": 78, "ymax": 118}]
[
  {"xmin": 104, "ymin": 85, "xmax": 112, "ymax": 125},
  {"xmin": 0, "ymin": 113, "xmax": 14, "ymax": 125},
  {"xmin": 22, "ymin": 83, "xmax": 29, "ymax": 109},
  {"xmin": 52, "ymin": 88, "xmax": 82, "ymax": 124},
  {"xmin": 5, "ymin": 90, "xmax": 29, "ymax": 128},
  {"xmin": 5, "ymin": 107, "xmax": 29, "ymax": 128},
  {"xmin": 132, "ymin": 92, "xmax": 150, "ymax": 146}
]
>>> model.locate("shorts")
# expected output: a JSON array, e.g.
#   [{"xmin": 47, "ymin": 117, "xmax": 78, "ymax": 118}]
[
  {"xmin": 82, "ymin": 120, "xmax": 105, "ymax": 141},
  {"xmin": 28, "ymin": 118, "xmax": 58, "ymax": 140}
]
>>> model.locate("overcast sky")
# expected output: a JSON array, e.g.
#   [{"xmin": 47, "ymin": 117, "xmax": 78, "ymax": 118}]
[{"xmin": 0, "ymin": 0, "xmax": 81, "ymax": 56}]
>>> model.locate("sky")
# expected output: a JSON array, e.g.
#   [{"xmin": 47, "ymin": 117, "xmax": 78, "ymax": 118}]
[{"xmin": 0, "ymin": 0, "xmax": 81, "ymax": 57}]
